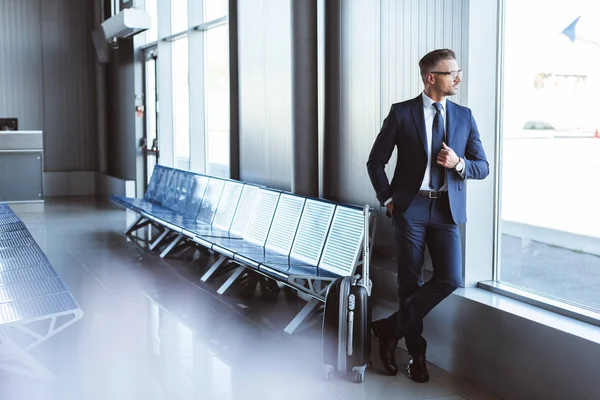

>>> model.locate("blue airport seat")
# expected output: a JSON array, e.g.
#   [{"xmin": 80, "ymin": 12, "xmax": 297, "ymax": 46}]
[
  {"xmin": 0, "ymin": 203, "xmax": 83, "ymax": 380},
  {"xmin": 108, "ymin": 165, "xmax": 377, "ymax": 335},
  {"xmin": 258, "ymin": 199, "xmax": 336, "ymax": 280},
  {"xmin": 232, "ymin": 193, "xmax": 306, "ymax": 268},
  {"xmin": 209, "ymin": 188, "xmax": 281, "ymax": 260},
  {"xmin": 189, "ymin": 180, "xmax": 244, "ymax": 238}
]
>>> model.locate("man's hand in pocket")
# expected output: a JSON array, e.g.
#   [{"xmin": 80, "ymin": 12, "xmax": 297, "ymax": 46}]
[{"xmin": 385, "ymin": 201, "xmax": 394, "ymax": 218}]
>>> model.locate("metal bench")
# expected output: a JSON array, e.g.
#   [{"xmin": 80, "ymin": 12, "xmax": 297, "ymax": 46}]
[
  {"xmin": 0, "ymin": 205, "xmax": 83, "ymax": 380},
  {"xmin": 234, "ymin": 199, "xmax": 375, "ymax": 334},
  {"xmin": 110, "ymin": 165, "xmax": 377, "ymax": 334},
  {"xmin": 200, "ymin": 188, "xmax": 282, "ymax": 294},
  {"xmin": 112, "ymin": 167, "xmax": 256, "ymax": 259}
]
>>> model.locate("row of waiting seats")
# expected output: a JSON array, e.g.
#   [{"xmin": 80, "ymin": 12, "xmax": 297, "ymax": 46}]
[
  {"xmin": 110, "ymin": 165, "xmax": 376, "ymax": 334},
  {"xmin": 0, "ymin": 203, "xmax": 83, "ymax": 380}
]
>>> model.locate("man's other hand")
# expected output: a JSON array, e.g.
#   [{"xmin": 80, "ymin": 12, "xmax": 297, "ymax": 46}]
[
  {"xmin": 437, "ymin": 142, "xmax": 460, "ymax": 168},
  {"xmin": 386, "ymin": 201, "xmax": 394, "ymax": 217}
]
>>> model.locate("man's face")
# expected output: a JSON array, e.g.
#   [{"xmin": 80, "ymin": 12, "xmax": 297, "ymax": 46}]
[{"xmin": 431, "ymin": 59, "xmax": 461, "ymax": 96}]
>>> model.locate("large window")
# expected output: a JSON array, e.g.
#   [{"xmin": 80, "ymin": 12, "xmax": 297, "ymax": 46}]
[
  {"xmin": 205, "ymin": 24, "xmax": 230, "ymax": 177},
  {"xmin": 145, "ymin": 0, "xmax": 158, "ymax": 43},
  {"xmin": 172, "ymin": 37, "xmax": 190, "ymax": 170},
  {"xmin": 498, "ymin": 0, "xmax": 600, "ymax": 313},
  {"xmin": 145, "ymin": 54, "xmax": 158, "ymax": 182},
  {"xmin": 171, "ymin": 0, "xmax": 188, "ymax": 34},
  {"xmin": 147, "ymin": 0, "xmax": 230, "ymax": 177},
  {"xmin": 204, "ymin": 0, "xmax": 228, "ymax": 22}
]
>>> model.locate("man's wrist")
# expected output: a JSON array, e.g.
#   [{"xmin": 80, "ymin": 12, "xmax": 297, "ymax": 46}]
[{"xmin": 454, "ymin": 157, "xmax": 464, "ymax": 172}]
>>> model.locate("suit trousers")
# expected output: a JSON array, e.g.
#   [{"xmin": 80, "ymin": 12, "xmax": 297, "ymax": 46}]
[{"xmin": 386, "ymin": 193, "xmax": 462, "ymax": 355}]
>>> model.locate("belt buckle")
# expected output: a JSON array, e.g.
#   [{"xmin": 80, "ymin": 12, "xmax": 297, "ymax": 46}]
[{"xmin": 428, "ymin": 190, "xmax": 439, "ymax": 199}]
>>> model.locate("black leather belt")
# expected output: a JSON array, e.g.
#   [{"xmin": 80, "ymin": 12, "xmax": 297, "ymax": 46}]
[{"xmin": 417, "ymin": 190, "xmax": 447, "ymax": 199}]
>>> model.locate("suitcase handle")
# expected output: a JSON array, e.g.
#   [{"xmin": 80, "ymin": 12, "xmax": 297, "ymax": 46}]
[
  {"xmin": 359, "ymin": 204, "xmax": 372, "ymax": 296},
  {"xmin": 347, "ymin": 310, "xmax": 354, "ymax": 356}
]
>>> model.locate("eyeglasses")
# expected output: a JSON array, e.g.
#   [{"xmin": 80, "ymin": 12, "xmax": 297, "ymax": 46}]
[{"xmin": 430, "ymin": 70, "xmax": 463, "ymax": 80}]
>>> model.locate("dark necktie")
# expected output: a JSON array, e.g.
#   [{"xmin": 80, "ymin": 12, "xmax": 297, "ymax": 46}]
[{"xmin": 430, "ymin": 102, "xmax": 445, "ymax": 190}]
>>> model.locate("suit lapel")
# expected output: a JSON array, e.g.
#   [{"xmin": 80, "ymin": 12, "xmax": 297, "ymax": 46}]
[
  {"xmin": 446, "ymin": 100, "xmax": 457, "ymax": 147},
  {"xmin": 410, "ymin": 95, "xmax": 428, "ymax": 156}
]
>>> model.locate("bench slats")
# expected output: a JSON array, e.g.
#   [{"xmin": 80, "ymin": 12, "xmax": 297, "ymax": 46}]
[
  {"xmin": 0, "ymin": 253, "xmax": 49, "ymax": 271},
  {"xmin": 243, "ymin": 189, "xmax": 280, "ymax": 246},
  {"xmin": 0, "ymin": 277, "xmax": 67, "ymax": 304},
  {"xmin": 172, "ymin": 172, "xmax": 195, "ymax": 214},
  {"xmin": 209, "ymin": 188, "xmax": 280, "ymax": 256},
  {"xmin": 318, "ymin": 206, "xmax": 364, "ymax": 277},
  {"xmin": 163, "ymin": 170, "xmax": 184, "ymax": 208},
  {"xmin": 154, "ymin": 168, "xmax": 173, "ymax": 204},
  {"xmin": 144, "ymin": 164, "xmax": 166, "ymax": 201},
  {"xmin": 288, "ymin": 200, "xmax": 335, "ymax": 266},
  {"xmin": 231, "ymin": 193, "xmax": 306, "ymax": 263},
  {"xmin": 0, "ymin": 230, "xmax": 30, "ymax": 241},
  {"xmin": 0, "ymin": 291, "xmax": 79, "ymax": 325},
  {"xmin": 264, "ymin": 194, "xmax": 305, "ymax": 255},
  {"xmin": 0, "ymin": 264, "xmax": 57, "ymax": 287},
  {"xmin": 211, "ymin": 181, "xmax": 244, "ymax": 231},
  {"xmin": 0, "ymin": 237, "xmax": 37, "ymax": 250},
  {"xmin": 184, "ymin": 175, "xmax": 210, "ymax": 219},
  {"xmin": 0, "ymin": 216, "xmax": 21, "ymax": 225},
  {"xmin": 196, "ymin": 178, "xmax": 225, "ymax": 225},
  {"xmin": 0, "ymin": 245, "xmax": 45, "ymax": 261},
  {"xmin": 0, "ymin": 222, "xmax": 27, "ymax": 233},
  {"xmin": 227, "ymin": 185, "xmax": 261, "ymax": 237}
]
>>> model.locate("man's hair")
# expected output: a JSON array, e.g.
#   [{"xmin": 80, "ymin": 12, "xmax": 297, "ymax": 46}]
[{"xmin": 419, "ymin": 49, "xmax": 456, "ymax": 83}]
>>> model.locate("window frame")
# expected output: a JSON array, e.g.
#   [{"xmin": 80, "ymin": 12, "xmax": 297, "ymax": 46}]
[
  {"xmin": 141, "ymin": 0, "xmax": 231, "ymax": 175},
  {"xmin": 478, "ymin": 0, "xmax": 600, "ymax": 328}
]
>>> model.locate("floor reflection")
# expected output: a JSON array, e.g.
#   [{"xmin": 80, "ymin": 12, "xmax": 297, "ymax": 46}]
[{"xmin": 0, "ymin": 198, "xmax": 499, "ymax": 400}]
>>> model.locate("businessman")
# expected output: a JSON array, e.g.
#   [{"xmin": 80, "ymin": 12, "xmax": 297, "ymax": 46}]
[{"xmin": 366, "ymin": 49, "xmax": 489, "ymax": 382}]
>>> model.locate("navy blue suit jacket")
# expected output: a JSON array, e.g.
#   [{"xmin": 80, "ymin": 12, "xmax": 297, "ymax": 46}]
[{"xmin": 367, "ymin": 94, "xmax": 489, "ymax": 224}]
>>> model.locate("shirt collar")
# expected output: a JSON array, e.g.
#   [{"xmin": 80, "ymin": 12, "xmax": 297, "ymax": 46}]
[{"xmin": 422, "ymin": 91, "xmax": 446, "ymax": 111}]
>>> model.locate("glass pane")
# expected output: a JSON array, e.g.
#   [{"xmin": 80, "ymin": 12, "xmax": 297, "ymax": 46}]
[
  {"xmin": 204, "ymin": 0, "xmax": 228, "ymax": 22},
  {"xmin": 205, "ymin": 25, "xmax": 230, "ymax": 177},
  {"xmin": 146, "ymin": 59, "xmax": 157, "ymax": 146},
  {"xmin": 499, "ymin": 0, "xmax": 600, "ymax": 310},
  {"xmin": 172, "ymin": 38, "xmax": 190, "ymax": 170},
  {"xmin": 145, "ymin": 58, "xmax": 158, "ymax": 184},
  {"xmin": 171, "ymin": 0, "xmax": 188, "ymax": 34},
  {"xmin": 145, "ymin": 0, "xmax": 158, "ymax": 43}
]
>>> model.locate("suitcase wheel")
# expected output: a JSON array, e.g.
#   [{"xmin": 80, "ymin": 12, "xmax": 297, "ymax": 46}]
[{"xmin": 356, "ymin": 373, "xmax": 364, "ymax": 383}]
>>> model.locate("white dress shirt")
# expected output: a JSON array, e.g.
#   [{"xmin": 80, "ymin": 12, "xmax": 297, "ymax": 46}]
[
  {"xmin": 420, "ymin": 92, "xmax": 448, "ymax": 191},
  {"xmin": 384, "ymin": 92, "xmax": 464, "ymax": 206}
]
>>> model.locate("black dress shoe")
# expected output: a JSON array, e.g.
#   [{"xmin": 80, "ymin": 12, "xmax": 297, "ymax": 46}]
[
  {"xmin": 406, "ymin": 354, "xmax": 429, "ymax": 382},
  {"xmin": 371, "ymin": 319, "xmax": 399, "ymax": 376}
]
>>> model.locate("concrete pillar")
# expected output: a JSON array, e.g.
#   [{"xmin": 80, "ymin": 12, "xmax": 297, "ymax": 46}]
[{"xmin": 291, "ymin": 0, "xmax": 319, "ymax": 197}]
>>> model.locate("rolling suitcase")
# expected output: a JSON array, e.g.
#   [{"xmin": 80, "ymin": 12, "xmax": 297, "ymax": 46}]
[{"xmin": 322, "ymin": 204, "xmax": 372, "ymax": 383}]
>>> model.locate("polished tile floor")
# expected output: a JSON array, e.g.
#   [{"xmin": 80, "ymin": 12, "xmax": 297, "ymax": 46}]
[{"xmin": 1, "ymin": 197, "xmax": 500, "ymax": 400}]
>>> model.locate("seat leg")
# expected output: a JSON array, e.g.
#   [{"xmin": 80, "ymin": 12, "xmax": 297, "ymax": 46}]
[
  {"xmin": 170, "ymin": 240, "xmax": 192, "ymax": 256},
  {"xmin": 0, "ymin": 334, "xmax": 54, "ymax": 381},
  {"xmin": 125, "ymin": 216, "xmax": 150, "ymax": 235},
  {"xmin": 200, "ymin": 255, "xmax": 228, "ymax": 282},
  {"xmin": 259, "ymin": 276, "xmax": 281, "ymax": 293},
  {"xmin": 284, "ymin": 298, "xmax": 321, "ymax": 335},
  {"xmin": 149, "ymin": 229, "xmax": 170, "ymax": 251},
  {"xmin": 216, "ymin": 266, "xmax": 246, "ymax": 295},
  {"xmin": 0, "ymin": 309, "xmax": 83, "ymax": 381},
  {"xmin": 159, "ymin": 233, "xmax": 184, "ymax": 258}
]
